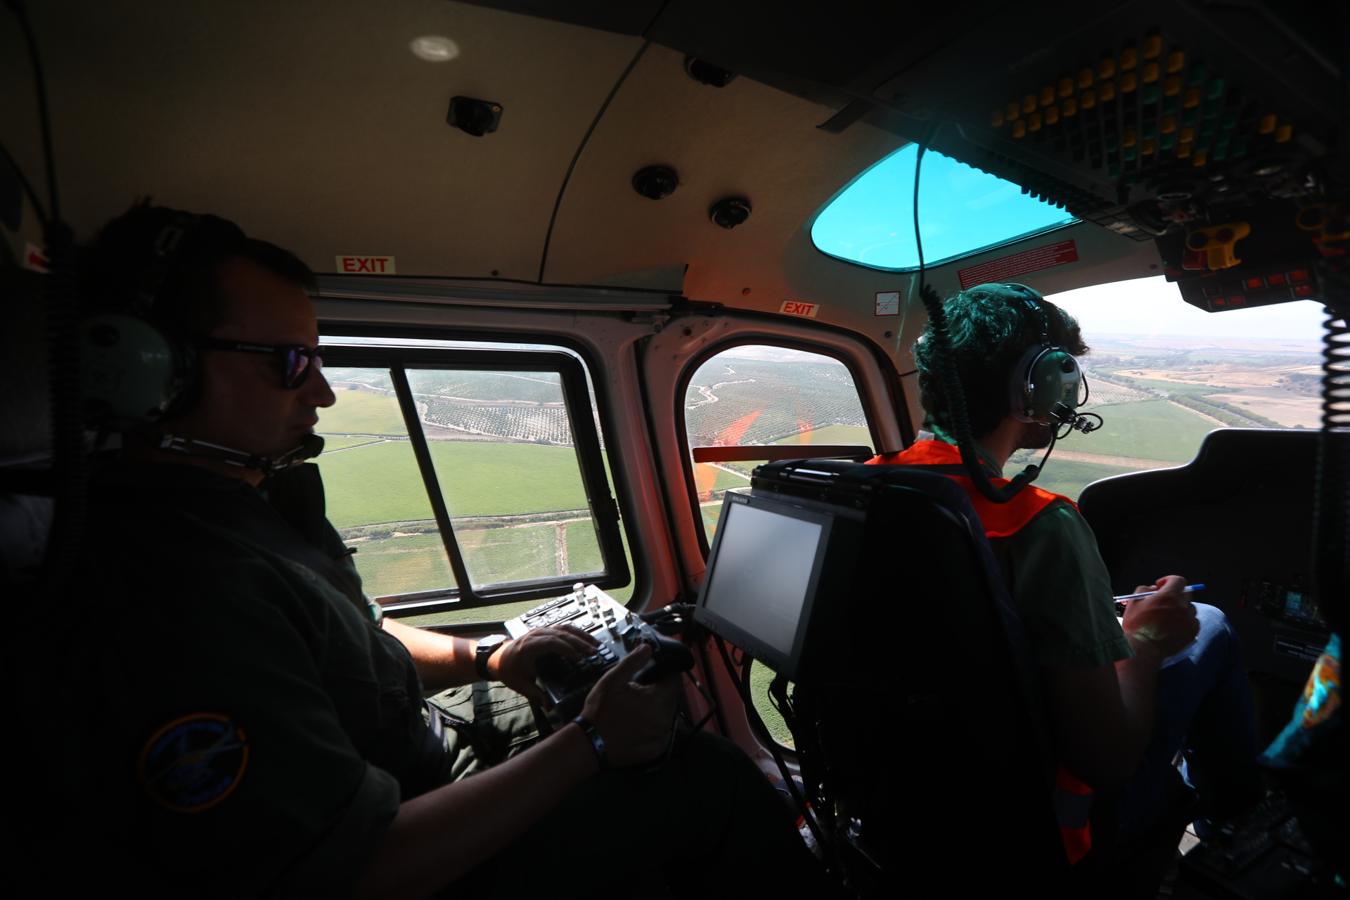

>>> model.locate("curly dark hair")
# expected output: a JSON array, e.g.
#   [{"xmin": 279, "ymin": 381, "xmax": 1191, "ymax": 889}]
[
  {"xmin": 79, "ymin": 201, "xmax": 316, "ymax": 337},
  {"xmin": 914, "ymin": 282, "xmax": 1089, "ymax": 438}
]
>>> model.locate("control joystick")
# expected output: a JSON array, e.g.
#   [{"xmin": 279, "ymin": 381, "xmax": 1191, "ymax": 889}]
[
  {"xmin": 514, "ymin": 585, "xmax": 694, "ymax": 721},
  {"xmin": 633, "ymin": 631, "xmax": 694, "ymax": 684}
]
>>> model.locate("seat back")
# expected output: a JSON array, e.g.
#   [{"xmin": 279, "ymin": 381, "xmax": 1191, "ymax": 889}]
[
  {"xmin": 749, "ymin": 459, "xmax": 1064, "ymax": 890},
  {"xmin": 0, "ymin": 269, "xmax": 54, "ymax": 585}
]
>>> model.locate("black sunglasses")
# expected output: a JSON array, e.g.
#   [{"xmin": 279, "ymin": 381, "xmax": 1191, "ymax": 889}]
[{"xmin": 197, "ymin": 337, "xmax": 324, "ymax": 389}]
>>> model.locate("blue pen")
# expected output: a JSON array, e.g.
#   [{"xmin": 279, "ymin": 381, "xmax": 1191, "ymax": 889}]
[{"xmin": 1113, "ymin": 583, "xmax": 1206, "ymax": 603}]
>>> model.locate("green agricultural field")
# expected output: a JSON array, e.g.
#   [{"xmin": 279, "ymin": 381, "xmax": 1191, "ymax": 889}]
[
  {"xmin": 317, "ymin": 441, "xmax": 593, "ymax": 528},
  {"xmin": 749, "ymin": 662, "xmax": 794, "ymax": 747},
  {"xmin": 722, "ymin": 459, "xmax": 761, "ymax": 478},
  {"xmin": 775, "ymin": 423, "xmax": 873, "ymax": 449},
  {"xmin": 321, "ymin": 435, "xmax": 384, "ymax": 452},
  {"xmin": 715, "ymin": 466, "xmax": 751, "ymax": 488},
  {"xmin": 716, "ymin": 424, "xmax": 875, "ymax": 479},
  {"xmin": 462, "ymin": 524, "xmax": 556, "ymax": 586},
  {"xmin": 409, "ymin": 369, "xmax": 562, "ymax": 404},
  {"xmin": 403, "ymin": 598, "xmax": 543, "ymax": 628},
  {"xmin": 351, "ymin": 532, "xmax": 456, "ymax": 598},
  {"xmin": 354, "ymin": 523, "xmax": 600, "ymax": 599},
  {"xmin": 1057, "ymin": 399, "xmax": 1215, "ymax": 462},
  {"xmin": 1111, "ymin": 376, "xmax": 1220, "ymax": 397},
  {"xmin": 1025, "ymin": 459, "xmax": 1144, "ymax": 501},
  {"xmin": 692, "ymin": 461, "xmax": 755, "ymax": 492},
  {"xmin": 701, "ymin": 500, "xmax": 725, "ymax": 537},
  {"xmin": 319, "ymin": 388, "xmax": 407, "ymax": 435},
  {"xmin": 565, "ymin": 520, "xmax": 604, "ymax": 574}
]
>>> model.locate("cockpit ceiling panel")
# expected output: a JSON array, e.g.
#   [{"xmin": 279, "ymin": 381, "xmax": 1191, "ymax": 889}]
[
  {"xmin": 3, "ymin": 0, "xmax": 1229, "ymax": 313},
  {"xmin": 0, "ymin": 1, "xmax": 637, "ymax": 281},
  {"xmin": 541, "ymin": 44, "xmax": 906, "ymax": 291}
]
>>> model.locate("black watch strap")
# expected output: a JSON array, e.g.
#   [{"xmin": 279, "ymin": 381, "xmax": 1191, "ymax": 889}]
[
  {"xmin": 475, "ymin": 635, "xmax": 506, "ymax": 680},
  {"xmin": 572, "ymin": 714, "xmax": 607, "ymax": 770}
]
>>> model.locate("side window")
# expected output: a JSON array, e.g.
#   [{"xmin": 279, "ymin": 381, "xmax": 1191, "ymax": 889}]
[
  {"xmin": 1037, "ymin": 277, "xmax": 1324, "ymax": 500},
  {"xmin": 683, "ymin": 345, "xmax": 873, "ymax": 541},
  {"xmin": 316, "ymin": 344, "xmax": 630, "ymax": 626},
  {"xmin": 682, "ymin": 344, "xmax": 874, "ymax": 750}
]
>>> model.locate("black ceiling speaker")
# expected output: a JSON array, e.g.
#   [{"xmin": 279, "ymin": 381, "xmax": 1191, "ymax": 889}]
[
  {"xmin": 684, "ymin": 56, "xmax": 736, "ymax": 88},
  {"xmin": 632, "ymin": 165, "xmax": 679, "ymax": 200},
  {"xmin": 446, "ymin": 96, "xmax": 503, "ymax": 137},
  {"xmin": 709, "ymin": 196, "xmax": 751, "ymax": 229},
  {"xmin": 0, "ymin": 151, "xmax": 21, "ymax": 230}
]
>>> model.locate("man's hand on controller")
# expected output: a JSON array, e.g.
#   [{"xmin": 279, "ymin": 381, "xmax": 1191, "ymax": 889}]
[
  {"xmin": 580, "ymin": 644, "xmax": 681, "ymax": 768},
  {"xmin": 1121, "ymin": 574, "xmax": 1199, "ymax": 661},
  {"xmin": 489, "ymin": 625, "xmax": 598, "ymax": 702}
]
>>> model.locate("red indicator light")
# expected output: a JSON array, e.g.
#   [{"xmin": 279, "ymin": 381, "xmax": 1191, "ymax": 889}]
[
  {"xmin": 1228, "ymin": 295, "xmax": 1246, "ymax": 306},
  {"xmin": 1294, "ymin": 284, "xmax": 1314, "ymax": 297},
  {"xmin": 1183, "ymin": 249, "xmax": 1209, "ymax": 270},
  {"xmin": 1213, "ymin": 298, "xmax": 1226, "ymax": 306},
  {"xmin": 1289, "ymin": 269, "xmax": 1310, "ymax": 283},
  {"xmin": 1245, "ymin": 276, "xmax": 1264, "ymax": 290},
  {"xmin": 1267, "ymin": 272, "xmax": 1286, "ymax": 286}
]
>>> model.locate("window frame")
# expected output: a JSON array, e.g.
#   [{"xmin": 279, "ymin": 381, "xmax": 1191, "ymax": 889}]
[
  {"xmin": 807, "ymin": 143, "xmax": 1080, "ymax": 274},
  {"xmin": 675, "ymin": 336, "xmax": 882, "ymax": 555},
  {"xmin": 320, "ymin": 344, "xmax": 629, "ymax": 615}
]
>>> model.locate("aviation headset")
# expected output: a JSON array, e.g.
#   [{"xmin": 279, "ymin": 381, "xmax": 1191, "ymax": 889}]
[
  {"xmin": 1000, "ymin": 283, "xmax": 1086, "ymax": 427},
  {"xmin": 81, "ymin": 210, "xmax": 239, "ymax": 427}
]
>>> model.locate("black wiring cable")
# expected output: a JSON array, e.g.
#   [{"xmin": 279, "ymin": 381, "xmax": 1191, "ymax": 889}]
[
  {"xmin": 910, "ymin": 125, "xmax": 1037, "ymax": 504},
  {"xmin": 535, "ymin": 1, "xmax": 671, "ymax": 284},
  {"xmin": 641, "ymin": 604, "xmax": 728, "ymax": 734},
  {"xmin": 5, "ymin": 0, "xmax": 83, "ymax": 598},
  {"xmin": 711, "ymin": 635, "xmax": 836, "ymax": 870},
  {"xmin": 694, "ymin": 636, "xmax": 730, "ymax": 736},
  {"xmin": 1, "ymin": 139, "xmax": 49, "ymax": 226},
  {"xmin": 5, "ymin": 0, "xmax": 58, "ymax": 221},
  {"xmin": 683, "ymin": 668, "xmax": 718, "ymax": 734},
  {"xmin": 1311, "ymin": 288, "xmax": 1350, "ymax": 635}
]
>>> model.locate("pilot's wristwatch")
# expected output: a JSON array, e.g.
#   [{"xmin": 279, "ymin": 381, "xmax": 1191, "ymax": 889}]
[{"xmin": 474, "ymin": 634, "xmax": 509, "ymax": 680}]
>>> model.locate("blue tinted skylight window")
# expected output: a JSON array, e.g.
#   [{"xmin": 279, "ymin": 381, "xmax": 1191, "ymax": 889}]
[{"xmin": 811, "ymin": 144, "xmax": 1078, "ymax": 271}]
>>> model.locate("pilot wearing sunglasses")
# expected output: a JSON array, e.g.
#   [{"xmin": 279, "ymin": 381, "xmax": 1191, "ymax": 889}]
[
  {"xmin": 168, "ymin": 267, "xmax": 336, "ymax": 485},
  {"xmin": 61, "ymin": 204, "xmax": 827, "ymax": 897}
]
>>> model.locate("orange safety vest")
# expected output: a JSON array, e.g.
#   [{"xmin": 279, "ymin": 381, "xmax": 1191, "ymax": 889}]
[
  {"xmin": 868, "ymin": 440, "xmax": 1096, "ymax": 864},
  {"xmin": 867, "ymin": 440, "xmax": 1076, "ymax": 533}
]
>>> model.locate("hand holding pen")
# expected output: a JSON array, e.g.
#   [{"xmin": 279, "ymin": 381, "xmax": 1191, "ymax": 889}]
[
  {"xmin": 1116, "ymin": 575, "xmax": 1201, "ymax": 660},
  {"xmin": 1114, "ymin": 583, "xmax": 1206, "ymax": 604}
]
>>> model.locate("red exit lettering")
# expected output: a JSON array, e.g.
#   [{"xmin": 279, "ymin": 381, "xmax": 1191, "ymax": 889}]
[
  {"xmin": 780, "ymin": 300, "xmax": 819, "ymax": 318},
  {"xmin": 336, "ymin": 255, "xmax": 397, "ymax": 274}
]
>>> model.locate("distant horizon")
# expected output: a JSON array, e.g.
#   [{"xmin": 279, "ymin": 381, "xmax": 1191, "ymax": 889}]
[
  {"xmin": 1086, "ymin": 332, "xmax": 1321, "ymax": 351},
  {"xmin": 1048, "ymin": 275, "xmax": 1327, "ymax": 344}
]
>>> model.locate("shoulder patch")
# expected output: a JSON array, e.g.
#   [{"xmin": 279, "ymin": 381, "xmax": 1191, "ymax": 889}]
[{"xmin": 138, "ymin": 713, "xmax": 249, "ymax": 813}]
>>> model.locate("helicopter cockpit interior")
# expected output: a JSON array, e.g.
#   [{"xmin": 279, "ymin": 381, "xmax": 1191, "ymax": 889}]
[{"xmin": 2, "ymin": 0, "xmax": 1344, "ymax": 896}]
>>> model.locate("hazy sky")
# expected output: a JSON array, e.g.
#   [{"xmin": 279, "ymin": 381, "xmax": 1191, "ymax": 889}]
[{"xmin": 1048, "ymin": 275, "xmax": 1327, "ymax": 344}]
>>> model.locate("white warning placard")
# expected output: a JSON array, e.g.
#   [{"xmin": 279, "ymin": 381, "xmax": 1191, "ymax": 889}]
[{"xmin": 875, "ymin": 290, "xmax": 901, "ymax": 316}]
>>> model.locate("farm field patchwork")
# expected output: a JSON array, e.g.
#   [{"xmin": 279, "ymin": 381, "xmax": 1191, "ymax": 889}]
[
  {"xmin": 316, "ymin": 440, "xmax": 593, "ymax": 528},
  {"xmin": 319, "ymin": 387, "xmax": 406, "ymax": 434},
  {"xmin": 1017, "ymin": 458, "xmax": 1143, "ymax": 501},
  {"xmin": 318, "ymin": 338, "xmax": 1321, "ymax": 611},
  {"xmin": 321, "ymin": 435, "xmax": 385, "ymax": 452},
  {"xmin": 1056, "ymin": 399, "xmax": 1216, "ymax": 462},
  {"xmin": 351, "ymin": 520, "xmax": 628, "ymax": 607}
]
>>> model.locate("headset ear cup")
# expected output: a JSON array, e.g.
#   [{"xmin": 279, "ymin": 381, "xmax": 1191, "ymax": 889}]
[
  {"xmin": 82, "ymin": 314, "xmax": 193, "ymax": 426},
  {"xmin": 1009, "ymin": 346, "xmax": 1082, "ymax": 423},
  {"xmin": 1008, "ymin": 344, "xmax": 1046, "ymax": 422},
  {"xmin": 1028, "ymin": 350, "xmax": 1081, "ymax": 422},
  {"xmin": 160, "ymin": 340, "xmax": 199, "ymax": 419}
]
